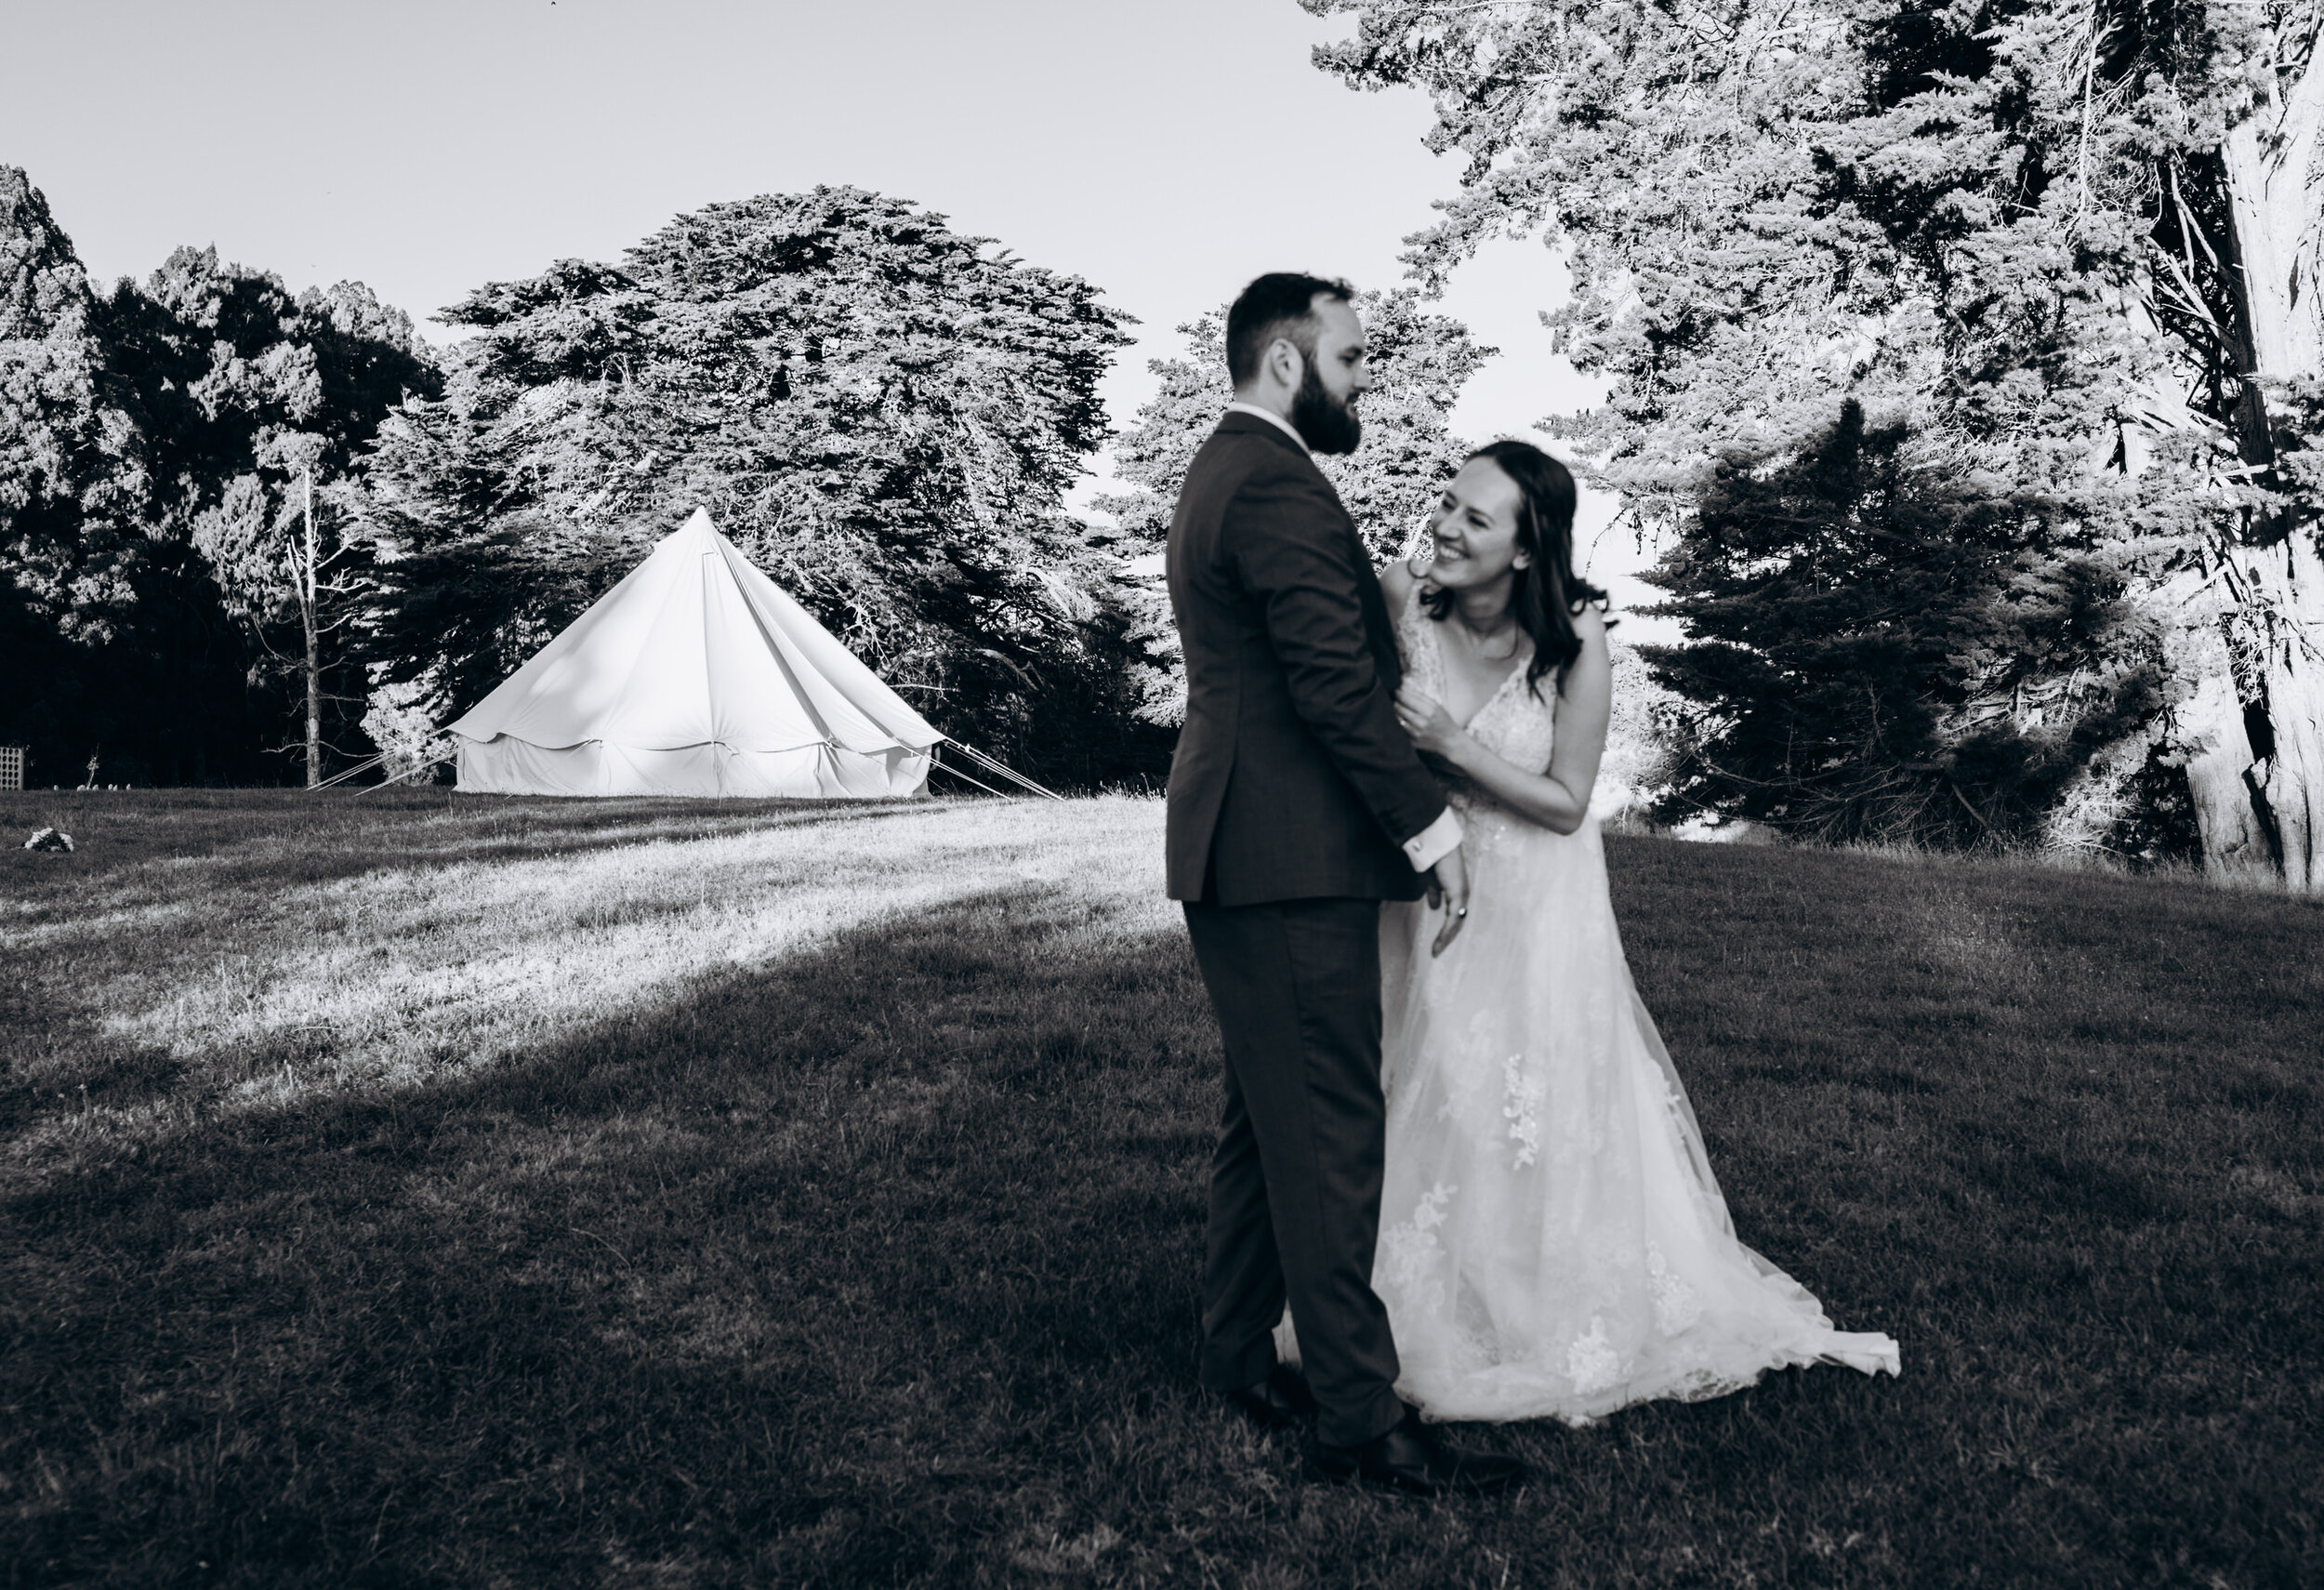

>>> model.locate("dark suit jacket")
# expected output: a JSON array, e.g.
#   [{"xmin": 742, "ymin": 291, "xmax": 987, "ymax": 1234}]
[{"xmin": 1164, "ymin": 411, "xmax": 1447, "ymax": 905}]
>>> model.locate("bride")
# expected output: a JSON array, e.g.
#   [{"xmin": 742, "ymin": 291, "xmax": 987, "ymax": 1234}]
[{"xmin": 1335, "ymin": 438, "xmax": 1899, "ymax": 1424}]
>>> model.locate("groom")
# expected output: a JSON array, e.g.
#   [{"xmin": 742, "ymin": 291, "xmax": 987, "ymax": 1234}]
[{"xmin": 1166, "ymin": 273, "xmax": 1524, "ymax": 1495}]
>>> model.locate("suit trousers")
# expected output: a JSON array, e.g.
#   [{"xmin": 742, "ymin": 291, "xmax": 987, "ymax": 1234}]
[{"xmin": 1182, "ymin": 895, "xmax": 1406, "ymax": 1449}]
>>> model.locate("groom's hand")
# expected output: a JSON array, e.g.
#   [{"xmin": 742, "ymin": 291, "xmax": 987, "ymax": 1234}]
[{"xmin": 1428, "ymin": 843, "xmax": 1470, "ymax": 957}]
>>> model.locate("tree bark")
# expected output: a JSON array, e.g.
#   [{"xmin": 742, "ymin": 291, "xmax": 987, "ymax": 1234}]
[
  {"xmin": 303, "ymin": 470, "xmax": 321, "ymax": 790},
  {"xmin": 2176, "ymin": 622, "xmax": 2274, "ymax": 878},
  {"xmin": 2238, "ymin": 533, "xmax": 2324, "ymax": 888},
  {"xmin": 2221, "ymin": 61, "xmax": 2324, "ymax": 382},
  {"xmin": 2198, "ymin": 44, "xmax": 2323, "ymax": 887}
]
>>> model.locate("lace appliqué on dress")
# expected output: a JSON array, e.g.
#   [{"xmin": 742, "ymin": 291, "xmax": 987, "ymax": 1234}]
[
  {"xmin": 1501, "ymin": 1054, "xmax": 1544, "ymax": 1169},
  {"xmin": 1379, "ymin": 1181, "xmax": 1459, "ymax": 1317},
  {"xmin": 1393, "ymin": 579, "xmax": 1557, "ymax": 815},
  {"xmin": 1567, "ymin": 1318, "xmax": 1622, "ymax": 1396},
  {"xmin": 1647, "ymin": 1242, "xmax": 1704, "ymax": 1336}
]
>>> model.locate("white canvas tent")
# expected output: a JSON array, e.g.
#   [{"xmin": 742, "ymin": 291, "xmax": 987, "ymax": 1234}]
[{"xmin": 446, "ymin": 509, "xmax": 943, "ymax": 799}]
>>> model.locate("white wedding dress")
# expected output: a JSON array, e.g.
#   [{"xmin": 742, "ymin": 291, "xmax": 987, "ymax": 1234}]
[{"xmin": 1289, "ymin": 585, "xmax": 1899, "ymax": 1424}]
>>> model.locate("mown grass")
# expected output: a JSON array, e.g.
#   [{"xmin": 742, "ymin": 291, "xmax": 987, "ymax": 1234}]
[{"xmin": 2, "ymin": 788, "xmax": 2317, "ymax": 1588}]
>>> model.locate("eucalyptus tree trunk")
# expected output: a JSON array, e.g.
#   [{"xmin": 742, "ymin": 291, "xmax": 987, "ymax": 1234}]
[
  {"xmin": 2176, "ymin": 628, "xmax": 2274, "ymax": 877},
  {"xmin": 2225, "ymin": 535, "xmax": 2324, "ymax": 887},
  {"xmin": 301, "ymin": 470, "xmax": 322, "ymax": 789},
  {"xmin": 2187, "ymin": 35, "xmax": 2323, "ymax": 888}
]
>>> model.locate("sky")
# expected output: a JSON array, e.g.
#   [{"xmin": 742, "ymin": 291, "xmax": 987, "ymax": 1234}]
[{"xmin": 0, "ymin": 0, "xmax": 1666, "ymax": 626}]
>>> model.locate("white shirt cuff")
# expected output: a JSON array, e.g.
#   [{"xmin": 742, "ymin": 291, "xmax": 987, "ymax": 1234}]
[{"xmin": 1402, "ymin": 808, "xmax": 1463, "ymax": 873}]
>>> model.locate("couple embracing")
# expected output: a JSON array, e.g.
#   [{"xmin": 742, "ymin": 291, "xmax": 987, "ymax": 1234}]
[{"xmin": 1166, "ymin": 273, "xmax": 1899, "ymax": 1496}]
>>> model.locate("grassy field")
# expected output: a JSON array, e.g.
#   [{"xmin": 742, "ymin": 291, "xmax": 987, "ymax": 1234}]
[{"xmin": 2, "ymin": 788, "xmax": 2317, "ymax": 1589}]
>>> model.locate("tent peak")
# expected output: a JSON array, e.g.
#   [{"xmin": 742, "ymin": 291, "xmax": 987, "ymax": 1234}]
[{"xmin": 665, "ymin": 506, "xmax": 720, "ymax": 544}]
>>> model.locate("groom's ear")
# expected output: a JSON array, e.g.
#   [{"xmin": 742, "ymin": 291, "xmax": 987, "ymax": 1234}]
[{"xmin": 1263, "ymin": 336, "xmax": 1304, "ymax": 389}]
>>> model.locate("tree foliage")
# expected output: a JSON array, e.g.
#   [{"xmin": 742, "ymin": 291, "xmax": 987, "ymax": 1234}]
[
  {"xmin": 1305, "ymin": 0, "xmax": 2320, "ymax": 870},
  {"xmin": 1, "ymin": 167, "xmax": 435, "ymax": 785},
  {"xmin": 2, "ymin": 170, "xmax": 132, "ymax": 623},
  {"xmin": 115, "ymin": 248, "xmax": 437, "ymax": 782},
  {"xmin": 1645, "ymin": 402, "xmax": 2174, "ymax": 849},
  {"xmin": 361, "ymin": 187, "xmax": 1157, "ymax": 785},
  {"xmin": 1092, "ymin": 288, "xmax": 1492, "ymax": 724}
]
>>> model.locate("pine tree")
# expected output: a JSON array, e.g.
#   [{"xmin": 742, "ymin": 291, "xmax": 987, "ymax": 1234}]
[
  {"xmin": 1645, "ymin": 402, "xmax": 2174, "ymax": 849},
  {"xmin": 0, "ymin": 167, "xmax": 139, "ymax": 642}
]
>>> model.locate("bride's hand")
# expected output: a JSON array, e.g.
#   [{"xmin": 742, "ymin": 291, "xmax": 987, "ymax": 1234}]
[{"xmin": 1395, "ymin": 682, "xmax": 1466, "ymax": 761}]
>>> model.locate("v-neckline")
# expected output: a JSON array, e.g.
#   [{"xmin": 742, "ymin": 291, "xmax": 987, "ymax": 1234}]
[{"xmin": 1424, "ymin": 605, "xmax": 1530, "ymax": 731}]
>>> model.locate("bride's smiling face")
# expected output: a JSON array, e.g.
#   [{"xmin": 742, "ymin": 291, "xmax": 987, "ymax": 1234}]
[{"xmin": 1424, "ymin": 457, "xmax": 1530, "ymax": 593}]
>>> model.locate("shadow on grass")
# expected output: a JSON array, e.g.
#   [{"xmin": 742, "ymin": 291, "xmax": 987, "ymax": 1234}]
[
  {"xmin": 4, "ymin": 879, "xmax": 1247, "ymax": 1589},
  {"xmin": 3, "ymin": 824, "xmax": 2318, "ymax": 1589}
]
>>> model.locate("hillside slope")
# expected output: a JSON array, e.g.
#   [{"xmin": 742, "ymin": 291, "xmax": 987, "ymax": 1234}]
[{"xmin": 3, "ymin": 790, "xmax": 2317, "ymax": 1587}]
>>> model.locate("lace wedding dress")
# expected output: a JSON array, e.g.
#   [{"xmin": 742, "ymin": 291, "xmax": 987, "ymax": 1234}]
[{"xmin": 1289, "ymin": 585, "xmax": 1900, "ymax": 1424}]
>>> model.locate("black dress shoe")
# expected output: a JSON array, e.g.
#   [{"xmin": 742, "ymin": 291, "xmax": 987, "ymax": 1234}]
[
  {"xmin": 1217, "ymin": 1365, "xmax": 1320, "ymax": 1429},
  {"xmin": 1314, "ymin": 1408, "xmax": 1526, "ymax": 1496}
]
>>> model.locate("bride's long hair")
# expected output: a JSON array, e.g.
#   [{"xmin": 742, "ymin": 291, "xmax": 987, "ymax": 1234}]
[{"xmin": 1420, "ymin": 439, "xmax": 1607, "ymax": 698}]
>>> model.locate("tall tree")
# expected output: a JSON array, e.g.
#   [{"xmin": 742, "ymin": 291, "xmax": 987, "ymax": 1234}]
[
  {"xmin": 0, "ymin": 174, "xmax": 265, "ymax": 787},
  {"xmin": 1093, "ymin": 288, "xmax": 1493, "ymax": 724},
  {"xmin": 1305, "ymin": 0, "xmax": 2323, "ymax": 882},
  {"xmin": 359, "ymin": 187, "xmax": 1155, "ymax": 785},
  {"xmin": 101, "ymin": 248, "xmax": 438, "ymax": 784},
  {"xmin": 3, "ymin": 167, "xmax": 437, "ymax": 786},
  {"xmin": 2140, "ymin": 4, "xmax": 2324, "ymax": 883},
  {"xmin": 0, "ymin": 168, "xmax": 145, "ymax": 784}
]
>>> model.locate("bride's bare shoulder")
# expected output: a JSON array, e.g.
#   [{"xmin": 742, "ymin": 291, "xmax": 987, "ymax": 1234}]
[
  {"xmin": 1568, "ymin": 598, "xmax": 1609, "ymax": 645},
  {"xmin": 1380, "ymin": 555, "xmax": 1429, "ymax": 605}
]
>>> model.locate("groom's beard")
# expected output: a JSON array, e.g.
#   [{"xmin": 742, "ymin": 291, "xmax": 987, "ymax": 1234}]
[{"xmin": 1291, "ymin": 362, "xmax": 1362, "ymax": 456}]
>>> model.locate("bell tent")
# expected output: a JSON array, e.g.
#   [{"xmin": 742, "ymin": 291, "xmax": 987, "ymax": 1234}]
[{"xmin": 447, "ymin": 510, "xmax": 944, "ymax": 799}]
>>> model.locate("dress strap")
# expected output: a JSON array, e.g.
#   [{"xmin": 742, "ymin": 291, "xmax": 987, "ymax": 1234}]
[
  {"xmin": 1393, "ymin": 564, "xmax": 1438, "ymax": 689},
  {"xmin": 1398, "ymin": 561, "xmax": 1433, "ymax": 629}
]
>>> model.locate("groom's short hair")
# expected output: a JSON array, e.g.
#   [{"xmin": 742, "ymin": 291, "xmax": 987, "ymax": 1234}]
[{"xmin": 1226, "ymin": 272, "xmax": 1355, "ymax": 387}]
